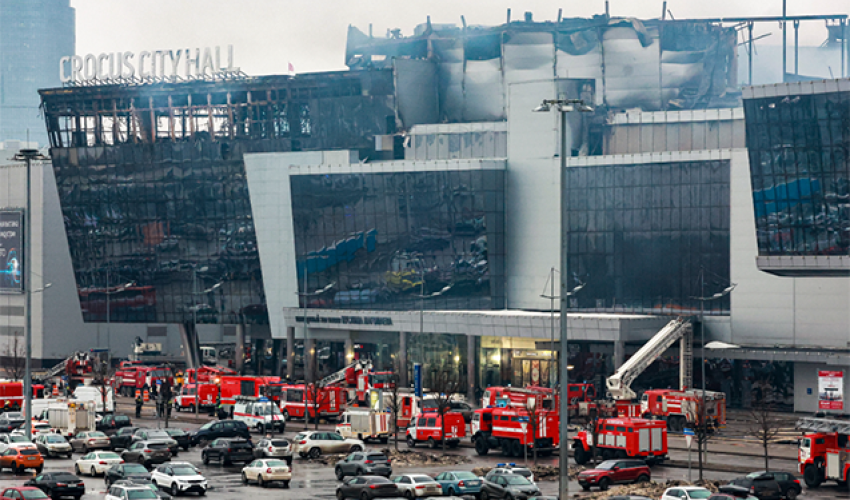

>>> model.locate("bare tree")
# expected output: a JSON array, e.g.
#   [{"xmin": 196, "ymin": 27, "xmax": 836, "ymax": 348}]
[
  {"xmin": 307, "ymin": 383, "xmax": 331, "ymax": 431},
  {"xmin": 429, "ymin": 370, "xmax": 462, "ymax": 453},
  {"xmin": 694, "ymin": 396, "xmax": 715, "ymax": 481},
  {"xmin": 90, "ymin": 353, "xmax": 114, "ymax": 414},
  {"xmin": 3, "ymin": 333, "xmax": 26, "ymax": 381},
  {"xmin": 524, "ymin": 397, "xmax": 544, "ymax": 465},
  {"xmin": 385, "ymin": 374, "xmax": 404, "ymax": 451},
  {"xmin": 749, "ymin": 398, "xmax": 784, "ymax": 471}
]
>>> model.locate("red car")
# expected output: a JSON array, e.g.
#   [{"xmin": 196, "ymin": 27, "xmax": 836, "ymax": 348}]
[
  {"xmin": 578, "ymin": 459, "xmax": 651, "ymax": 491},
  {"xmin": 0, "ymin": 487, "xmax": 49, "ymax": 500}
]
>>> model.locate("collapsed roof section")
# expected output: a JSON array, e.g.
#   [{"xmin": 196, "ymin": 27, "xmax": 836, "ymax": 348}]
[{"xmin": 347, "ymin": 16, "xmax": 739, "ymax": 122}]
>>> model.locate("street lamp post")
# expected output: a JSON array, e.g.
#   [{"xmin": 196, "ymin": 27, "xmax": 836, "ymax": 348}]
[
  {"xmin": 13, "ymin": 148, "xmax": 47, "ymax": 441},
  {"xmin": 692, "ymin": 269, "xmax": 736, "ymax": 478},
  {"xmin": 533, "ymin": 98, "xmax": 593, "ymax": 500},
  {"xmin": 295, "ymin": 280, "xmax": 335, "ymax": 429}
]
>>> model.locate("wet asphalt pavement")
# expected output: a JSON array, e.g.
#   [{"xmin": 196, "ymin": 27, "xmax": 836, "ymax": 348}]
[{"xmin": 0, "ymin": 409, "xmax": 845, "ymax": 500}]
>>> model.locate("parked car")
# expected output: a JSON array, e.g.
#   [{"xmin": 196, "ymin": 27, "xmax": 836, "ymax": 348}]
[
  {"xmin": 151, "ymin": 462, "xmax": 207, "ymax": 496},
  {"xmin": 110, "ymin": 427, "xmax": 141, "ymax": 450},
  {"xmin": 120, "ymin": 441, "xmax": 171, "ymax": 468},
  {"xmin": 104, "ymin": 463, "xmax": 152, "ymax": 487},
  {"xmin": 710, "ymin": 485, "xmax": 759, "ymax": 500},
  {"xmin": 104, "ymin": 484, "xmax": 158, "ymax": 500},
  {"xmin": 75, "ymin": 450, "xmax": 123, "ymax": 476},
  {"xmin": 201, "ymin": 438, "xmax": 253, "ymax": 465},
  {"xmin": 34, "ymin": 434, "xmax": 72, "ymax": 458},
  {"xmin": 335, "ymin": 451, "xmax": 392, "ymax": 479},
  {"xmin": 392, "ymin": 474, "xmax": 444, "ymax": 498},
  {"xmin": 449, "ymin": 400, "xmax": 476, "ymax": 423},
  {"xmin": 0, "ymin": 412, "xmax": 25, "ymax": 433},
  {"xmin": 728, "ymin": 475, "xmax": 781, "ymax": 500},
  {"xmin": 190, "ymin": 420, "xmax": 250, "ymax": 446},
  {"xmin": 480, "ymin": 473, "xmax": 541, "ymax": 500},
  {"xmin": 0, "ymin": 487, "xmax": 49, "ymax": 500},
  {"xmin": 732, "ymin": 472, "xmax": 802, "ymax": 500},
  {"xmin": 163, "ymin": 429, "xmax": 191, "ymax": 452},
  {"xmin": 111, "ymin": 480, "xmax": 171, "ymax": 500},
  {"xmin": 578, "ymin": 459, "xmax": 651, "ymax": 491},
  {"xmin": 241, "ymin": 459, "xmax": 291, "ymax": 488},
  {"xmin": 69, "ymin": 431, "xmax": 111, "ymax": 453},
  {"xmin": 436, "ymin": 470, "xmax": 484, "ymax": 497},
  {"xmin": 131, "ymin": 430, "xmax": 179, "ymax": 456},
  {"xmin": 0, "ymin": 434, "xmax": 36, "ymax": 453},
  {"xmin": 252, "ymin": 438, "xmax": 292, "ymax": 465},
  {"xmin": 12, "ymin": 423, "xmax": 53, "ymax": 437},
  {"xmin": 662, "ymin": 487, "xmax": 713, "ymax": 500},
  {"xmin": 0, "ymin": 448, "xmax": 43, "ymax": 474},
  {"xmin": 336, "ymin": 476, "xmax": 400, "ymax": 500},
  {"xmin": 23, "ymin": 472, "xmax": 84, "ymax": 500},
  {"xmin": 97, "ymin": 415, "xmax": 133, "ymax": 434},
  {"xmin": 292, "ymin": 431, "xmax": 364, "ymax": 458},
  {"xmin": 485, "ymin": 464, "xmax": 536, "ymax": 484}
]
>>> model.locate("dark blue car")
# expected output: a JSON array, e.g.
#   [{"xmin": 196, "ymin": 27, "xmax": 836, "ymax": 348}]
[{"xmin": 435, "ymin": 470, "xmax": 484, "ymax": 497}]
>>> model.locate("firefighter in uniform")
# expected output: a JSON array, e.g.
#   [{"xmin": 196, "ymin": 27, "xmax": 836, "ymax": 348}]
[
  {"xmin": 135, "ymin": 394, "xmax": 143, "ymax": 418},
  {"xmin": 2, "ymin": 400, "xmax": 9, "ymax": 413}
]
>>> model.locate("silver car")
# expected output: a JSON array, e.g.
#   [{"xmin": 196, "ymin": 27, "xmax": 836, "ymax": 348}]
[
  {"xmin": 253, "ymin": 438, "xmax": 293, "ymax": 465},
  {"xmin": 292, "ymin": 431, "xmax": 363, "ymax": 459},
  {"xmin": 34, "ymin": 434, "xmax": 73, "ymax": 458},
  {"xmin": 393, "ymin": 474, "xmax": 444, "ymax": 497}
]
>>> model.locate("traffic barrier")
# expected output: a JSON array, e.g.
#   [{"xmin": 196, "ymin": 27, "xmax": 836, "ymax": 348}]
[
  {"xmin": 143, "ymin": 390, "xmax": 149, "ymax": 402},
  {"xmin": 51, "ymin": 386, "xmax": 59, "ymax": 396}
]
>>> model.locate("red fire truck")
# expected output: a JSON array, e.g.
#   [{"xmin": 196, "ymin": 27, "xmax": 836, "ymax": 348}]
[
  {"xmin": 796, "ymin": 416, "xmax": 850, "ymax": 488},
  {"xmin": 275, "ymin": 383, "xmax": 344, "ymax": 421},
  {"xmin": 219, "ymin": 375, "xmax": 281, "ymax": 405},
  {"xmin": 573, "ymin": 417, "xmax": 668, "ymax": 465},
  {"xmin": 406, "ymin": 410, "xmax": 466, "ymax": 448},
  {"xmin": 471, "ymin": 405, "xmax": 559, "ymax": 457},
  {"xmin": 640, "ymin": 389, "xmax": 726, "ymax": 431},
  {"xmin": 185, "ymin": 366, "xmax": 236, "ymax": 384},
  {"xmin": 174, "ymin": 383, "xmax": 219, "ymax": 412},
  {"xmin": 115, "ymin": 365, "xmax": 173, "ymax": 396}
]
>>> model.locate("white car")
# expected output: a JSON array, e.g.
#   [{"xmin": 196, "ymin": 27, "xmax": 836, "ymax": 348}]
[
  {"xmin": 75, "ymin": 450, "xmax": 124, "ymax": 476},
  {"xmin": 34, "ymin": 433, "xmax": 73, "ymax": 458},
  {"xmin": 661, "ymin": 486, "xmax": 713, "ymax": 500},
  {"xmin": 105, "ymin": 484, "xmax": 159, "ymax": 500},
  {"xmin": 0, "ymin": 434, "xmax": 36, "ymax": 452},
  {"xmin": 241, "ymin": 458, "xmax": 292, "ymax": 488},
  {"xmin": 392, "ymin": 474, "xmax": 443, "ymax": 497},
  {"xmin": 151, "ymin": 461, "xmax": 208, "ymax": 496},
  {"xmin": 11, "ymin": 422, "xmax": 53, "ymax": 436}
]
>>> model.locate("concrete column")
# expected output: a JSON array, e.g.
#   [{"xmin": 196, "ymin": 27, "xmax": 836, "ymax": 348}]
[
  {"xmin": 234, "ymin": 324, "xmax": 244, "ymax": 374},
  {"xmin": 613, "ymin": 339, "xmax": 625, "ymax": 371},
  {"xmin": 344, "ymin": 338, "xmax": 354, "ymax": 365},
  {"xmin": 467, "ymin": 334, "xmax": 476, "ymax": 401},
  {"xmin": 286, "ymin": 327, "xmax": 295, "ymax": 380},
  {"xmin": 275, "ymin": 339, "xmax": 286, "ymax": 378},
  {"xmin": 304, "ymin": 338, "xmax": 316, "ymax": 384},
  {"xmin": 398, "ymin": 332, "xmax": 408, "ymax": 388},
  {"xmin": 256, "ymin": 339, "xmax": 265, "ymax": 375}
]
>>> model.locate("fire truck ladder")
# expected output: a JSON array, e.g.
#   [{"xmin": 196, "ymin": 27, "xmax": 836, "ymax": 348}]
[
  {"xmin": 796, "ymin": 416, "xmax": 850, "ymax": 434},
  {"xmin": 606, "ymin": 317, "xmax": 693, "ymax": 400},
  {"xmin": 36, "ymin": 352, "xmax": 87, "ymax": 382},
  {"xmin": 317, "ymin": 359, "xmax": 373, "ymax": 388}
]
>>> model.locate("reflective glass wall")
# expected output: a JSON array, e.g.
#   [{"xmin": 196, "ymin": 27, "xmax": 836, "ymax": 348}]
[
  {"xmin": 564, "ymin": 161, "xmax": 731, "ymax": 314},
  {"xmin": 744, "ymin": 91, "xmax": 850, "ymax": 256},
  {"xmin": 290, "ymin": 169, "xmax": 506, "ymax": 310}
]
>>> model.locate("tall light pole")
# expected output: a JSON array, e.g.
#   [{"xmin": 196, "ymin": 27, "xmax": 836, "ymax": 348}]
[
  {"xmin": 13, "ymin": 148, "xmax": 47, "ymax": 441},
  {"xmin": 541, "ymin": 270, "xmax": 585, "ymax": 389},
  {"xmin": 692, "ymin": 269, "xmax": 736, "ymax": 478},
  {"xmin": 295, "ymin": 279, "xmax": 334, "ymax": 429},
  {"xmin": 533, "ymin": 98, "xmax": 593, "ymax": 500}
]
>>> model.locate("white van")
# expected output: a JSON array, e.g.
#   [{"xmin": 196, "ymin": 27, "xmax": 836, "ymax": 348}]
[
  {"xmin": 73, "ymin": 386, "xmax": 114, "ymax": 413},
  {"xmin": 233, "ymin": 398, "xmax": 285, "ymax": 433}
]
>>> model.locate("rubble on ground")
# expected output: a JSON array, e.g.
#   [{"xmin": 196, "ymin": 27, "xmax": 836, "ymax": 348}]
[{"xmin": 580, "ymin": 479, "xmax": 723, "ymax": 499}]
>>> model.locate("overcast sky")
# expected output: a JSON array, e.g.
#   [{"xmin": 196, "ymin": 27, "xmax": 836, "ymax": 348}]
[{"xmin": 69, "ymin": 0, "xmax": 848, "ymax": 75}]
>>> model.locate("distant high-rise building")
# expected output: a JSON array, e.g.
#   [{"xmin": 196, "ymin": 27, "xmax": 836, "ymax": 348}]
[{"xmin": 0, "ymin": 0, "xmax": 74, "ymax": 145}]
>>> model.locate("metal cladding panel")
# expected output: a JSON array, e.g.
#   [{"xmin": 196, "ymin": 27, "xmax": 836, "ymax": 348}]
[
  {"xmin": 394, "ymin": 59, "xmax": 439, "ymax": 128},
  {"xmin": 503, "ymin": 32, "xmax": 555, "ymax": 86},
  {"xmin": 603, "ymin": 26, "xmax": 662, "ymax": 109},
  {"xmin": 463, "ymin": 59, "xmax": 505, "ymax": 122}
]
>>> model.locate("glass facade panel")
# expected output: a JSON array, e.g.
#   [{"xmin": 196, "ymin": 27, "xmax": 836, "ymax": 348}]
[
  {"xmin": 290, "ymin": 170, "xmax": 506, "ymax": 310},
  {"xmin": 744, "ymin": 91, "xmax": 850, "ymax": 257},
  {"xmin": 564, "ymin": 161, "xmax": 731, "ymax": 314}
]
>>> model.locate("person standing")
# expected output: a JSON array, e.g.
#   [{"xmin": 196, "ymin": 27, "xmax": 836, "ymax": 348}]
[{"xmin": 135, "ymin": 393, "xmax": 143, "ymax": 418}]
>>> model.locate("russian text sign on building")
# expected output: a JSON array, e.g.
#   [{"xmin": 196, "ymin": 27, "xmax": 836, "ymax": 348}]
[
  {"xmin": 818, "ymin": 370, "xmax": 844, "ymax": 411},
  {"xmin": 60, "ymin": 45, "xmax": 240, "ymax": 83}
]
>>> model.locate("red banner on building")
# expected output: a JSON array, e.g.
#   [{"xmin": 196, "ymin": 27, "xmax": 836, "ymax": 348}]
[{"xmin": 818, "ymin": 370, "xmax": 844, "ymax": 411}]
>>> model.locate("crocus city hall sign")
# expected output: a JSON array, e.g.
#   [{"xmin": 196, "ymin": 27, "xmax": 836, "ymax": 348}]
[{"xmin": 60, "ymin": 45, "xmax": 240, "ymax": 83}]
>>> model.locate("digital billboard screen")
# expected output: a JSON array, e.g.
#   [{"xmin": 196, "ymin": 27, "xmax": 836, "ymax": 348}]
[{"xmin": 0, "ymin": 211, "xmax": 23, "ymax": 293}]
